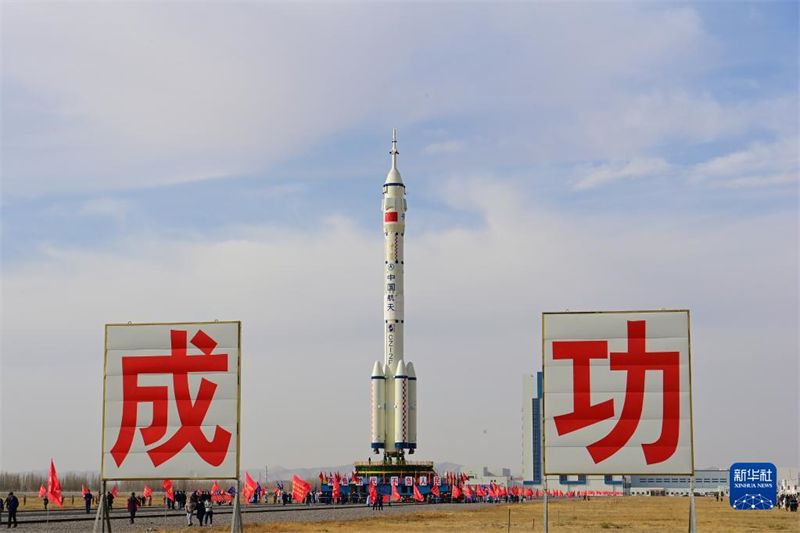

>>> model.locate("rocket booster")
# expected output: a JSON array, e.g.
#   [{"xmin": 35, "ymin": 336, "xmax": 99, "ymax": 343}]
[{"xmin": 370, "ymin": 130, "xmax": 417, "ymax": 455}]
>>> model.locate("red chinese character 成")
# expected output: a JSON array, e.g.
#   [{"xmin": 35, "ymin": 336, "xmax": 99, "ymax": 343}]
[
  {"xmin": 110, "ymin": 329, "xmax": 232, "ymax": 468},
  {"xmin": 553, "ymin": 320, "xmax": 680, "ymax": 465}
]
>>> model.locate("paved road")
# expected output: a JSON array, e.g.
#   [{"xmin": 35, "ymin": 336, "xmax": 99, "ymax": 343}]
[{"xmin": 3, "ymin": 502, "xmax": 493, "ymax": 532}]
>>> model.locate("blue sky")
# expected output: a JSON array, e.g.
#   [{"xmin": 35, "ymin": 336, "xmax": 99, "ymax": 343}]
[{"xmin": 1, "ymin": 2, "xmax": 797, "ymax": 473}]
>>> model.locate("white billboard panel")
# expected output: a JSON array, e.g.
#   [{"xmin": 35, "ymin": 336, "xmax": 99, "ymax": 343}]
[
  {"xmin": 543, "ymin": 311, "xmax": 693, "ymax": 475},
  {"xmin": 103, "ymin": 322, "xmax": 240, "ymax": 480}
]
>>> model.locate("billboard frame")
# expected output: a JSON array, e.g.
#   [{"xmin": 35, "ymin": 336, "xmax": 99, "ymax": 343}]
[
  {"xmin": 541, "ymin": 309, "xmax": 694, "ymax": 477},
  {"xmin": 100, "ymin": 320, "xmax": 242, "ymax": 482}
]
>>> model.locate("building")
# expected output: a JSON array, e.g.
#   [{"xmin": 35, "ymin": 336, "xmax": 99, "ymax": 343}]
[
  {"xmin": 521, "ymin": 372, "xmax": 624, "ymax": 493},
  {"xmin": 629, "ymin": 470, "xmax": 729, "ymax": 496},
  {"xmin": 521, "ymin": 373, "xmax": 542, "ymax": 485}
]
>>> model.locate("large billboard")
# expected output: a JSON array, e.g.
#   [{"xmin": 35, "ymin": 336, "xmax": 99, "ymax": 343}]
[
  {"xmin": 543, "ymin": 310, "xmax": 693, "ymax": 475},
  {"xmin": 103, "ymin": 322, "xmax": 240, "ymax": 480}
]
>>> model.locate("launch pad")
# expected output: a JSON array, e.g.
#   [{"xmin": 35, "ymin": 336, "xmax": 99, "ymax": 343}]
[{"xmin": 354, "ymin": 458, "xmax": 437, "ymax": 482}]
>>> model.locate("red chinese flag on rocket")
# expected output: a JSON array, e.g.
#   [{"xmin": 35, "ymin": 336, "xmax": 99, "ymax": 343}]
[
  {"xmin": 38, "ymin": 485, "xmax": 46, "ymax": 498},
  {"xmin": 162, "ymin": 479, "xmax": 174, "ymax": 501},
  {"xmin": 82, "ymin": 484, "xmax": 90, "ymax": 496},
  {"xmin": 431, "ymin": 484, "xmax": 440, "ymax": 497},
  {"xmin": 384, "ymin": 212, "xmax": 398, "ymax": 222},
  {"xmin": 142, "ymin": 485, "xmax": 152, "ymax": 498},
  {"xmin": 292, "ymin": 475, "xmax": 310, "ymax": 503},
  {"xmin": 242, "ymin": 472, "xmax": 257, "ymax": 504},
  {"xmin": 391, "ymin": 483, "xmax": 401, "ymax": 502},
  {"xmin": 47, "ymin": 460, "xmax": 63, "ymax": 507}
]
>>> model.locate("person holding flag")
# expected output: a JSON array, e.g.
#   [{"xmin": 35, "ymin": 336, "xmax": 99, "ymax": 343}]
[
  {"xmin": 46, "ymin": 461, "xmax": 63, "ymax": 509},
  {"xmin": 127, "ymin": 492, "xmax": 139, "ymax": 524},
  {"xmin": 369, "ymin": 484, "xmax": 379, "ymax": 510},
  {"xmin": 292, "ymin": 476, "xmax": 311, "ymax": 505},
  {"xmin": 82, "ymin": 485, "xmax": 93, "ymax": 514},
  {"xmin": 332, "ymin": 475, "xmax": 341, "ymax": 505},
  {"xmin": 242, "ymin": 473, "xmax": 257, "ymax": 505},
  {"xmin": 162, "ymin": 480, "xmax": 174, "ymax": 509},
  {"xmin": 412, "ymin": 483, "xmax": 424, "ymax": 503}
]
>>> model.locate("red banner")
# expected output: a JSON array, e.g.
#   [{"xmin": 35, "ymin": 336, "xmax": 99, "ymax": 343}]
[{"xmin": 292, "ymin": 475, "xmax": 310, "ymax": 503}]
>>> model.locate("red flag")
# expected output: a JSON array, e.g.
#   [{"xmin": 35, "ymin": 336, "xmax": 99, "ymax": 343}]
[
  {"xmin": 38, "ymin": 485, "xmax": 46, "ymax": 498},
  {"xmin": 319, "ymin": 471, "xmax": 324, "ymax": 483},
  {"xmin": 292, "ymin": 475, "xmax": 311, "ymax": 503},
  {"xmin": 452, "ymin": 485, "xmax": 462, "ymax": 499},
  {"xmin": 463, "ymin": 485, "xmax": 473, "ymax": 498},
  {"xmin": 431, "ymin": 484, "xmax": 440, "ymax": 497},
  {"xmin": 81, "ymin": 484, "xmax": 90, "ymax": 496},
  {"xmin": 110, "ymin": 486, "xmax": 118, "ymax": 499},
  {"xmin": 369, "ymin": 484, "xmax": 378, "ymax": 504},
  {"xmin": 142, "ymin": 485, "xmax": 152, "ymax": 498},
  {"xmin": 162, "ymin": 480, "xmax": 174, "ymax": 501},
  {"xmin": 461, "ymin": 473, "xmax": 468, "ymax": 483},
  {"xmin": 524, "ymin": 488, "xmax": 533, "ymax": 498},
  {"xmin": 47, "ymin": 460, "xmax": 63, "ymax": 507},
  {"xmin": 211, "ymin": 481, "xmax": 219, "ymax": 495},
  {"xmin": 242, "ymin": 472, "xmax": 257, "ymax": 504},
  {"xmin": 478, "ymin": 485, "xmax": 488, "ymax": 498},
  {"xmin": 332, "ymin": 479, "xmax": 341, "ymax": 501},
  {"xmin": 413, "ymin": 484, "xmax": 424, "ymax": 502}
]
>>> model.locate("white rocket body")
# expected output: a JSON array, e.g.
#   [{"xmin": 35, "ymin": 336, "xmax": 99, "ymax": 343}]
[
  {"xmin": 370, "ymin": 131, "xmax": 417, "ymax": 455},
  {"xmin": 370, "ymin": 361, "xmax": 385, "ymax": 446}
]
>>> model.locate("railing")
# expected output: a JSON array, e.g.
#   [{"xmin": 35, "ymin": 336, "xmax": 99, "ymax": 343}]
[{"xmin": 353, "ymin": 460, "xmax": 434, "ymax": 467}]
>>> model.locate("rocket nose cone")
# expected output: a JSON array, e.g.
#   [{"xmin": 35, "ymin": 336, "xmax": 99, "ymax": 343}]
[
  {"xmin": 405, "ymin": 362, "xmax": 416, "ymax": 378},
  {"xmin": 385, "ymin": 167, "xmax": 403, "ymax": 184},
  {"xmin": 371, "ymin": 360, "xmax": 383, "ymax": 377},
  {"xmin": 394, "ymin": 359, "xmax": 406, "ymax": 376}
]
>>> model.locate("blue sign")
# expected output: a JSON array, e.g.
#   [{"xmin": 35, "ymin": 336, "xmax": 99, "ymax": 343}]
[{"xmin": 729, "ymin": 462, "xmax": 777, "ymax": 510}]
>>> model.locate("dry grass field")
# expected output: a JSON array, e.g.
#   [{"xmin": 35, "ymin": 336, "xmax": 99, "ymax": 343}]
[{"xmin": 161, "ymin": 497, "xmax": 798, "ymax": 533}]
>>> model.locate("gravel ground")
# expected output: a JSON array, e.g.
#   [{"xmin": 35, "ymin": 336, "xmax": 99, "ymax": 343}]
[{"xmin": 5, "ymin": 502, "xmax": 488, "ymax": 532}]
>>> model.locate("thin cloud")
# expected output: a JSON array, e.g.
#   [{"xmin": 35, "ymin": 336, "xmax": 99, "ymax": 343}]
[
  {"xmin": 424, "ymin": 140, "xmax": 465, "ymax": 155},
  {"xmin": 573, "ymin": 158, "xmax": 671, "ymax": 190},
  {"xmin": 689, "ymin": 137, "xmax": 798, "ymax": 189}
]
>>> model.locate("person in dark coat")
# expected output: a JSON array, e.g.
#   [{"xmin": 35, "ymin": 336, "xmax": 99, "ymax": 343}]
[
  {"xmin": 127, "ymin": 492, "xmax": 139, "ymax": 524},
  {"xmin": 6, "ymin": 492, "xmax": 19, "ymax": 528},
  {"xmin": 195, "ymin": 492, "xmax": 205, "ymax": 526},
  {"xmin": 84, "ymin": 491, "xmax": 93, "ymax": 514}
]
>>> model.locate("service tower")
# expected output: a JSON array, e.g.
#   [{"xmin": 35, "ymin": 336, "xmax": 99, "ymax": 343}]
[{"xmin": 370, "ymin": 130, "xmax": 418, "ymax": 460}]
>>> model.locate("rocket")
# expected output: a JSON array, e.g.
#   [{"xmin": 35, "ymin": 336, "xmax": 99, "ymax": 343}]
[{"xmin": 370, "ymin": 130, "xmax": 417, "ymax": 456}]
